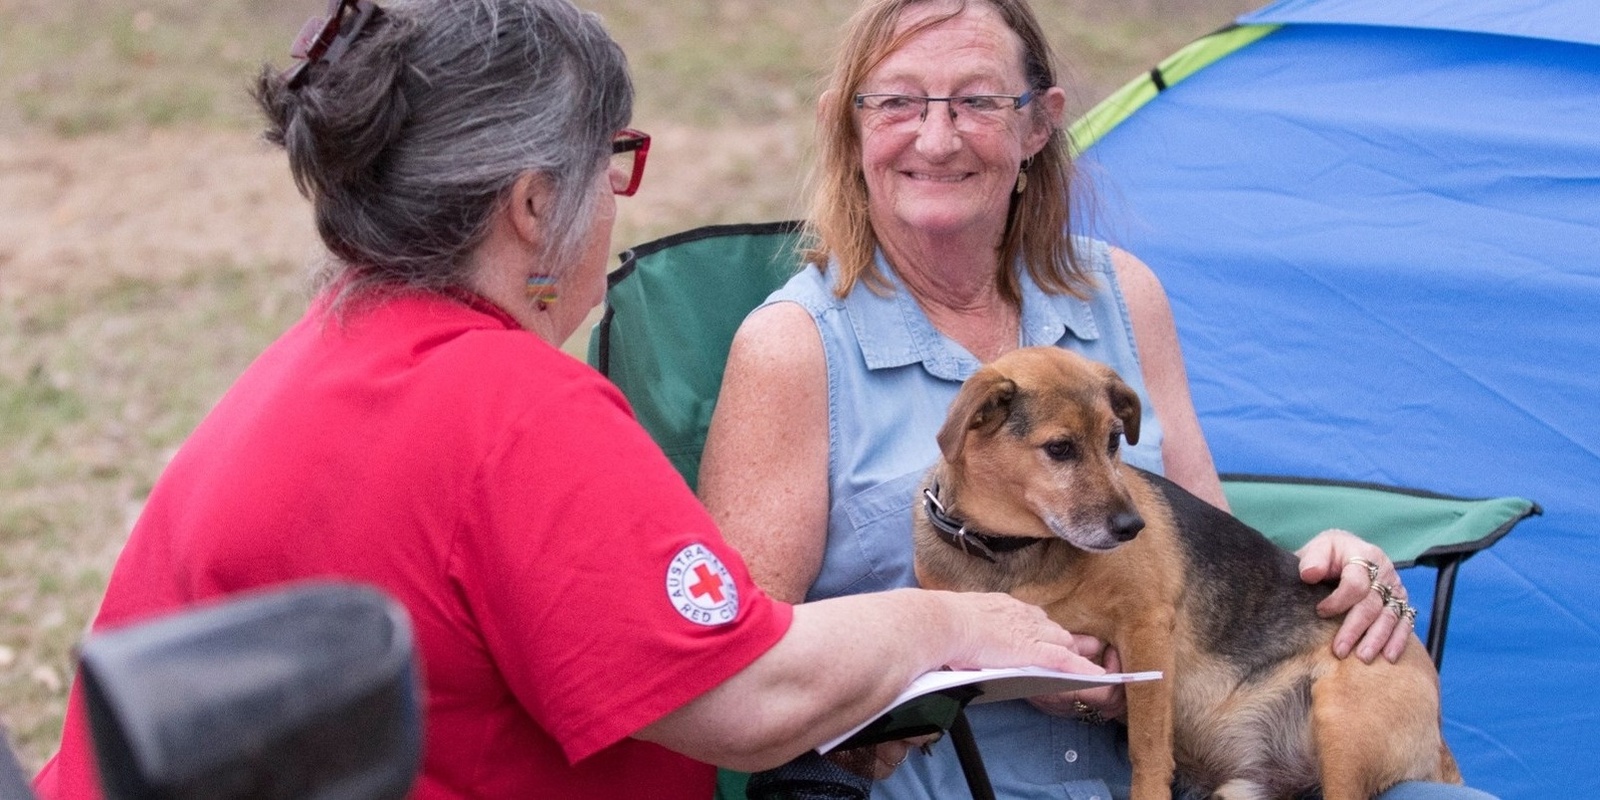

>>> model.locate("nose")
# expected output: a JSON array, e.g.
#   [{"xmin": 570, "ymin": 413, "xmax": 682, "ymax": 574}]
[
  {"xmin": 914, "ymin": 101, "xmax": 963, "ymax": 158},
  {"xmin": 1109, "ymin": 510, "xmax": 1145, "ymax": 542}
]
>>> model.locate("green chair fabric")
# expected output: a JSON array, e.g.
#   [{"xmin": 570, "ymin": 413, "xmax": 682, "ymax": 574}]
[
  {"xmin": 590, "ymin": 221, "xmax": 805, "ymax": 492},
  {"xmin": 588, "ymin": 222, "xmax": 1540, "ymax": 796},
  {"xmin": 1220, "ymin": 475, "xmax": 1537, "ymax": 567}
]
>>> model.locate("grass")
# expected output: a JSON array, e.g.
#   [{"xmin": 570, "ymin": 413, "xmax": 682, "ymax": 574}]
[
  {"xmin": 0, "ymin": 256, "xmax": 309, "ymax": 765},
  {"xmin": 0, "ymin": 0, "xmax": 1262, "ymax": 773}
]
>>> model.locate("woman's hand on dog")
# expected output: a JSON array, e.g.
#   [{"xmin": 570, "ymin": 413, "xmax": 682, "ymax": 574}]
[
  {"xmin": 1026, "ymin": 638, "xmax": 1127, "ymax": 723},
  {"xmin": 943, "ymin": 592, "xmax": 1106, "ymax": 675},
  {"xmin": 1296, "ymin": 529, "xmax": 1413, "ymax": 664}
]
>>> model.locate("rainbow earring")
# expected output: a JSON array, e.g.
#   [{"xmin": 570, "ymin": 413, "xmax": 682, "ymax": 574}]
[{"xmin": 526, "ymin": 275, "xmax": 558, "ymax": 311}]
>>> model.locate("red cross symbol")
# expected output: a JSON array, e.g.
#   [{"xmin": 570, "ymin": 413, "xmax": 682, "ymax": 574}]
[{"xmin": 689, "ymin": 563, "xmax": 726, "ymax": 603}]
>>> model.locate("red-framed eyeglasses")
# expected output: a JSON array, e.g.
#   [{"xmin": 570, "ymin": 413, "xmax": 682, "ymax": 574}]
[{"xmin": 610, "ymin": 129, "xmax": 650, "ymax": 197}]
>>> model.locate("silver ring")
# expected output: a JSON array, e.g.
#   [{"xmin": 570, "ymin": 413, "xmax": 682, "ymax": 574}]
[
  {"xmin": 1072, "ymin": 699, "xmax": 1108, "ymax": 726},
  {"xmin": 1383, "ymin": 593, "xmax": 1416, "ymax": 622},
  {"xmin": 1348, "ymin": 556, "xmax": 1381, "ymax": 590},
  {"xmin": 1384, "ymin": 594, "xmax": 1418, "ymax": 625}
]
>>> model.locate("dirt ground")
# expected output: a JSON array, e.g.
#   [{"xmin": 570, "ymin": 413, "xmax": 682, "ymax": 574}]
[
  {"xmin": 0, "ymin": 122, "xmax": 809, "ymax": 301},
  {"xmin": 1, "ymin": 129, "xmax": 306, "ymax": 296}
]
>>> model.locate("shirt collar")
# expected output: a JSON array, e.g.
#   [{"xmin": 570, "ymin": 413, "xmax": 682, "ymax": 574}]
[{"xmin": 837, "ymin": 251, "xmax": 1101, "ymax": 380}]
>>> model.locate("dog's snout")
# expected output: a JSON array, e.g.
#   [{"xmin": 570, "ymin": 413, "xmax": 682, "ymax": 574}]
[{"xmin": 1110, "ymin": 510, "xmax": 1145, "ymax": 542}]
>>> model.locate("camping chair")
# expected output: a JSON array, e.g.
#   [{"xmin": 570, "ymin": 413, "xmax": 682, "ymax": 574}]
[{"xmin": 588, "ymin": 220, "xmax": 1540, "ymax": 798}]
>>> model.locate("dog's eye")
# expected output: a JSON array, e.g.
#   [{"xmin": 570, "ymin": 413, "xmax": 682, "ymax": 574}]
[
  {"xmin": 1043, "ymin": 439, "xmax": 1077, "ymax": 462},
  {"xmin": 1108, "ymin": 430, "xmax": 1122, "ymax": 455}
]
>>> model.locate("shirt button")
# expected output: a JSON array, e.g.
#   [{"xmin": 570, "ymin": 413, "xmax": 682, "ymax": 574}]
[{"xmin": 1063, "ymin": 749, "xmax": 1078, "ymax": 763}]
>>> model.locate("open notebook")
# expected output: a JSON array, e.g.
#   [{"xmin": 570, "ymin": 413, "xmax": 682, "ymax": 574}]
[{"xmin": 819, "ymin": 666, "xmax": 1162, "ymax": 753}]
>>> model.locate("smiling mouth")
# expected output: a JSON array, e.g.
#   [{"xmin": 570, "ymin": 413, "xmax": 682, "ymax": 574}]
[{"xmin": 905, "ymin": 171, "xmax": 971, "ymax": 183}]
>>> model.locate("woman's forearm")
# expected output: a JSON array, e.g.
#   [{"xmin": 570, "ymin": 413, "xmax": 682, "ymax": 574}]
[{"xmin": 636, "ymin": 587, "xmax": 1097, "ymax": 771}]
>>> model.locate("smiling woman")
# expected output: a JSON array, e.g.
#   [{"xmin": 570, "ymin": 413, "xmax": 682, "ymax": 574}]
[
  {"xmin": 848, "ymin": 1, "xmax": 1067, "ymax": 348},
  {"xmin": 700, "ymin": 6, "xmax": 1189, "ymax": 795}
]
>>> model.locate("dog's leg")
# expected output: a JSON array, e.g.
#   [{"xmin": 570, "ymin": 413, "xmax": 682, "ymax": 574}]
[
  {"xmin": 1311, "ymin": 639, "xmax": 1453, "ymax": 799},
  {"xmin": 1120, "ymin": 618, "xmax": 1178, "ymax": 800}
]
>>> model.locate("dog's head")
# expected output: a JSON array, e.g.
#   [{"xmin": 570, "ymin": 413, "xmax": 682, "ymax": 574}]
[{"xmin": 934, "ymin": 347, "xmax": 1146, "ymax": 553}]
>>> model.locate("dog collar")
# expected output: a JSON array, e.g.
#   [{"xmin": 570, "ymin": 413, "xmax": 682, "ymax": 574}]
[{"xmin": 921, "ymin": 483, "xmax": 1045, "ymax": 564}]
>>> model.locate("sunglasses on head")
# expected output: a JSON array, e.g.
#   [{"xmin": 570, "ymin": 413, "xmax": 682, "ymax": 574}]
[{"xmin": 283, "ymin": 0, "xmax": 378, "ymax": 90}]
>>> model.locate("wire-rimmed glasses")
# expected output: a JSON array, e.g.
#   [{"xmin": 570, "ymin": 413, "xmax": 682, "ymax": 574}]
[
  {"xmin": 610, "ymin": 129, "xmax": 650, "ymax": 197},
  {"xmin": 853, "ymin": 90, "xmax": 1037, "ymax": 130}
]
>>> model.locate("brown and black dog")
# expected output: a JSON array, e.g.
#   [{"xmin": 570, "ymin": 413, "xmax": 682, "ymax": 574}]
[{"xmin": 913, "ymin": 346, "xmax": 1459, "ymax": 800}]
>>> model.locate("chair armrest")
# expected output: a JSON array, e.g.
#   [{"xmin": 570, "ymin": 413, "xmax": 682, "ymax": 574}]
[{"xmin": 1220, "ymin": 474, "xmax": 1539, "ymax": 568}]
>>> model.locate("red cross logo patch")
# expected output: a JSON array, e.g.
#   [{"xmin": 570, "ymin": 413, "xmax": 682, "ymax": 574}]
[{"xmin": 666, "ymin": 543, "xmax": 739, "ymax": 626}]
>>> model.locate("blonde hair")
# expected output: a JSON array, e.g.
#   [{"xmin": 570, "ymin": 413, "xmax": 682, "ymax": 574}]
[{"xmin": 804, "ymin": 0, "xmax": 1088, "ymax": 303}]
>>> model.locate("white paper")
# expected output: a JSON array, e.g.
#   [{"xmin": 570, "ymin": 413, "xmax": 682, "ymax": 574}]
[{"xmin": 817, "ymin": 666, "xmax": 1163, "ymax": 753}]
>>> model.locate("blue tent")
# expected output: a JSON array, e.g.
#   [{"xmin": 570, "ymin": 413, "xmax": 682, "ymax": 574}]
[{"xmin": 1071, "ymin": 1, "xmax": 1600, "ymax": 796}]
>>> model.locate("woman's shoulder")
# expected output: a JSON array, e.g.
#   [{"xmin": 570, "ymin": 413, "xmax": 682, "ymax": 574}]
[
  {"xmin": 765, "ymin": 263, "xmax": 841, "ymax": 309},
  {"xmin": 743, "ymin": 264, "xmax": 848, "ymax": 355},
  {"xmin": 1099, "ymin": 245, "xmax": 1167, "ymax": 302},
  {"xmin": 732, "ymin": 297, "xmax": 825, "ymax": 376},
  {"xmin": 1060, "ymin": 237, "xmax": 1164, "ymax": 296},
  {"xmin": 1068, "ymin": 235, "xmax": 1119, "ymax": 276}
]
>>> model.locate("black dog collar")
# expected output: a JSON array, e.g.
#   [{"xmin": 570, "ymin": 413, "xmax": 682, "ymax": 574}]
[{"xmin": 921, "ymin": 483, "xmax": 1045, "ymax": 564}]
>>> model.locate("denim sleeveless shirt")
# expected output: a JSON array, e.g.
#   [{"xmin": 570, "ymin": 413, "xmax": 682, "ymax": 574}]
[{"xmin": 761, "ymin": 238, "xmax": 1163, "ymax": 800}]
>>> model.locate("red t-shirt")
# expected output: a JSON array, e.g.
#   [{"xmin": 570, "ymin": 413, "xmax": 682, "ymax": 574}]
[{"xmin": 34, "ymin": 291, "xmax": 791, "ymax": 798}]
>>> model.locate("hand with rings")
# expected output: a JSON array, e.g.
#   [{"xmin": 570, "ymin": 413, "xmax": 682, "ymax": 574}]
[
  {"xmin": 1294, "ymin": 529, "xmax": 1415, "ymax": 664},
  {"xmin": 1350, "ymin": 556, "xmax": 1420, "ymax": 628},
  {"xmin": 1026, "ymin": 636, "xmax": 1127, "ymax": 724},
  {"xmin": 827, "ymin": 733, "xmax": 942, "ymax": 780}
]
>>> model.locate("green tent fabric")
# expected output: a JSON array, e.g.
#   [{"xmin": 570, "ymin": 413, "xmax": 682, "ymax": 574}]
[{"xmin": 1068, "ymin": 24, "xmax": 1279, "ymax": 152}]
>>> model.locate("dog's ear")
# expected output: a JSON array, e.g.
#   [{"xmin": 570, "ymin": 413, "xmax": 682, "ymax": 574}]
[
  {"xmin": 1099, "ymin": 363, "xmax": 1142, "ymax": 446},
  {"xmin": 937, "ymin": 369, "xmax": 1017, "ymax": 463}
]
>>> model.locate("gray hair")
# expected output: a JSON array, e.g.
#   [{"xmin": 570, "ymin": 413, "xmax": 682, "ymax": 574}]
[{"xmin": 254, "ymin": 0, "xmax": 633, "ymax": 301}]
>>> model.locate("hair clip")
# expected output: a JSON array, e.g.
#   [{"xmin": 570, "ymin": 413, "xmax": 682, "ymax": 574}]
[{"xmin": 282, "ymin": 0, "xmax": 379, "ymax": 90}]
